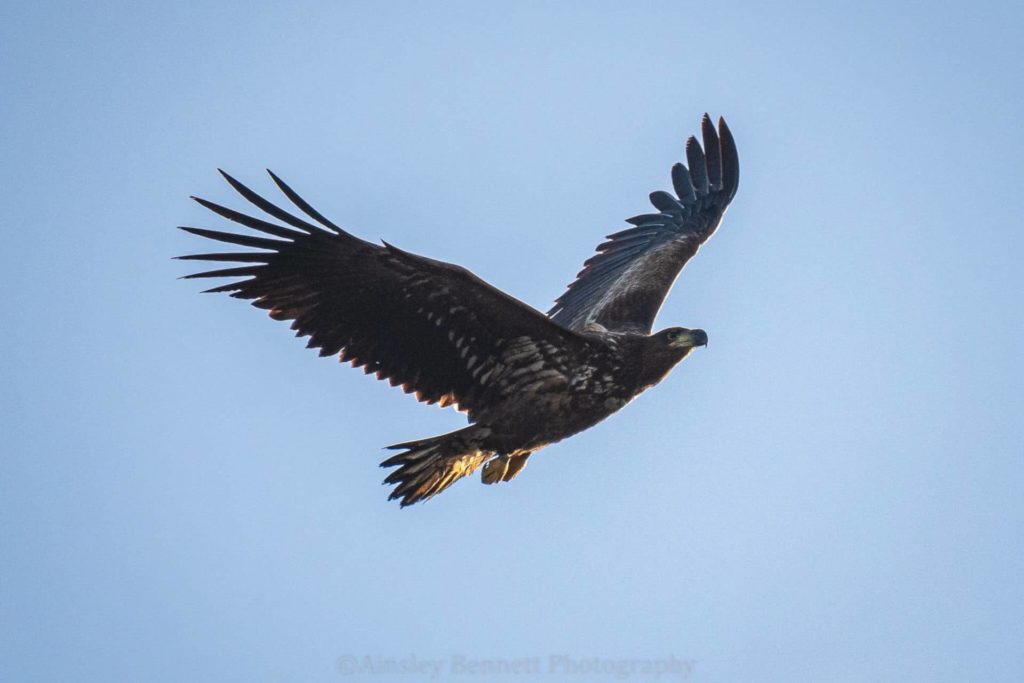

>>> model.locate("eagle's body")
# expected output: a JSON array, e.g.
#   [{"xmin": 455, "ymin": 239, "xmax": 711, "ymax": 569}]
[
  {"xmin": 180, "ymin": 115, "xmax": 739, "ymax": 506},
  {"xmin": 464, "ymin": 329, "xmax": 690, "ymax": 450}
]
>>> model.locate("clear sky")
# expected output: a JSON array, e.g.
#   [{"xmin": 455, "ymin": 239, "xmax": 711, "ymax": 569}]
[{"xmin": 2, "ymin": 2, "xmax": 1022, "ymax": 681}]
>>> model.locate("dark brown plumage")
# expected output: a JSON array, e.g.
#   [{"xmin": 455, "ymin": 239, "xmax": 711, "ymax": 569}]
[{"xmin": 179, "ymin": 115, "xmax": 739, "ymax": 506}]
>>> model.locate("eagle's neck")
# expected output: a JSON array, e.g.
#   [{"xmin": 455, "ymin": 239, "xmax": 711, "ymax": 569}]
[{"xmin": 634, "ymin": 336, "xmax": 688, "ymax": 393}]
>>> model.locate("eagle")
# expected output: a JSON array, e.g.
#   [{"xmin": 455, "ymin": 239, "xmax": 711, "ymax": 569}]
[{"xmin": 179, "ymin": 115, "xmax": 739, "ymax": 506}]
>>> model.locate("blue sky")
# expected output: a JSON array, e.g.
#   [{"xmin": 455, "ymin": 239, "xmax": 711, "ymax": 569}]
[{"xmin": 2, "ymin": 2, "xmax": 1022, "ymax": 681}]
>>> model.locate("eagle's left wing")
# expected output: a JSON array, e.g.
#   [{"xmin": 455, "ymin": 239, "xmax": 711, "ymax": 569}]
[{"xmin": 548, "ymin": 115, "xmax": 739, "ymax": 334}]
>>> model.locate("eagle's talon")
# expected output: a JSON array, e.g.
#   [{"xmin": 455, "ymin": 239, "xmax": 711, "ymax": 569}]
[
  {"xmin": 502, "ymin": 452, "xmax": 530, "ymax": 482},
  {"xmin": 481, "ymin": 453, "xmax": 531, "ymax": 485},
  {"xmin": 481, "ymin": 455, "xmax": 510, "ymax": 485}
]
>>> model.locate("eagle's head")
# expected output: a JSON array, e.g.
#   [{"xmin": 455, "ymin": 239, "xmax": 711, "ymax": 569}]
[
  {"xmin": 636, "ymin": 326, "xmax": 707, "ymax": 389},
  {"xmin": 660, "ymin": 326, "xmax": 708, "ymax": 354}
]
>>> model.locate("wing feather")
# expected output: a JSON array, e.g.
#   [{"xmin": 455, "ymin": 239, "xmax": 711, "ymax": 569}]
[
  {"xmin": 685, "ymin": 136, "xmax": 709, "ymax": 194},
  {"xmin": 701, "ymin": 114, "xmax": 723, "ymax": 190},
  {"xmin": 671, "ymin": 163, "xmax": 697, "ymax": 203},
  {"xmin": 180, "ymin": 171, "xmax": 592, "ymax": 418},
  {"xmin": 548, "ymin": 116, "xmax": 739, "ymax": 333}
]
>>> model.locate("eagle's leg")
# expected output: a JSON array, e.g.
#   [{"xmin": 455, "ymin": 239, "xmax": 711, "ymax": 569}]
[
  {"xmin": 502, "ymin": 452, "xmax": 530, "ymax": 481},
  {"xmin": 481, "ymin": 452, "xmax": 531, "ymax": 485}
]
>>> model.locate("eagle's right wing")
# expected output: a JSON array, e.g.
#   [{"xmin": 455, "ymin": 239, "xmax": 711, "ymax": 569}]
[
  {"xmin": 548, "ymin": 115, "xmax": 739, "ymax": 334},
  {"xmin": 178, "ymin": 171, "xmax": 592, "ymax": 420}
]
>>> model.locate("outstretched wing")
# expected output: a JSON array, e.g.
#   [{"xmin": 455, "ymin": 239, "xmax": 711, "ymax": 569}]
[
  {"xmin": 548, "ymin": 115, "xmax": 739, "ymax": 334},
  {"xmin": 178, "ymin": 170, "xmax": 591, "ymax": 420}
]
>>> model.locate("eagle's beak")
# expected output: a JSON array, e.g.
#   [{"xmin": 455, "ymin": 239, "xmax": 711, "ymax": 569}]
[{"xmin": 671, "ymin": 328, "xmax": 708, "ymax": 349}]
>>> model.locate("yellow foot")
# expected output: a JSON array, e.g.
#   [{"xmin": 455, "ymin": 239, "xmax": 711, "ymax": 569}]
[{"xmin": 481, "ymin": 453, "xmax": 531, "ymax": 485}]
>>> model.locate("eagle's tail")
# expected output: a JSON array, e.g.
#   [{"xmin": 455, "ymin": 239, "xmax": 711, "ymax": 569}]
[{"xmin": 380, "ymin": 426, "xmax": 495, "ymax": 507}]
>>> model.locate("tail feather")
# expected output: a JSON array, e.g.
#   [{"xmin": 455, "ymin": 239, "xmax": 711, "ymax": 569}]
[{"xmin": 381, "ymin": 426, "xmax": 494, "ymax": 507}]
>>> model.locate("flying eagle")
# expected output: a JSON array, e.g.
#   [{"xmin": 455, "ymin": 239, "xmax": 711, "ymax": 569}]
[{"xmin": 179, "ymin": 115, "xmax": 739, "ymax": 506}]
